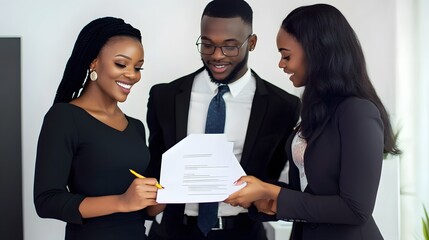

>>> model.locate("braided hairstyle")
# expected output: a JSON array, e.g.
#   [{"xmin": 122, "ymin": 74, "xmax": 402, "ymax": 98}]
[{"xmin": 53, "ymin": 17, "xmax": 141, "ymax": 104}]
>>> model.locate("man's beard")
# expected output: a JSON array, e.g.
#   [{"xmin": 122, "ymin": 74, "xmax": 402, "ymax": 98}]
[{"xmin": 202, "ymin": 51, "xmax": 249, "ymax": 85}]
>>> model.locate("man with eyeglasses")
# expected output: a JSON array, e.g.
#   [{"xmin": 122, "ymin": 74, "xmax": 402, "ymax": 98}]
[{"xmin": 146, "ymin": 0, "xmax": 300, "ymax": 239}]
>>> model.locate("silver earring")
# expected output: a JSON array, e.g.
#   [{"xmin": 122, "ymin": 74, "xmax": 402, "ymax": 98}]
[{"xmin": 90, "ymin": 70, "xmax": 98, "ymax": 81}]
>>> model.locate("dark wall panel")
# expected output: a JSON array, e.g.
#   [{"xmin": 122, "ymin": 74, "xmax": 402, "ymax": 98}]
[{"xmin": 0, "ymin": 38, "xmax": 23, "ymax": 240}]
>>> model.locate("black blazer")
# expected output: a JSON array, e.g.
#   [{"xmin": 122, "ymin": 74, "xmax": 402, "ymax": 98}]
[
  {"xmin": 277, "ymin": 97, "xmax": 384, "ymax": 240},
  {"xmin": 146, "ymin": 67, "xmax": 300, "ymax": 236}
]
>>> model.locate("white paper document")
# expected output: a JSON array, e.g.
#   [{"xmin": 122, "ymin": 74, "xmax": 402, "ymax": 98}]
[{"xmin": 156, "ymin": 134, "xmax": 247, "ymax": 203}]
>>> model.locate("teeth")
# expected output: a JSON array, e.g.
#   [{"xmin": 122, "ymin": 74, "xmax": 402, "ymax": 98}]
[
  {"xmin": 116, "ymin": 81, "xmax": 131, "ymax": 89},
  {"xmin": 214, "ymin": 65, "xmax": 225, "ymax": 68}
]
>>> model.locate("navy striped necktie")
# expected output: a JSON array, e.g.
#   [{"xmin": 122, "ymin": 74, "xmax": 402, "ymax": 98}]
[{"xmin": 198, "ymin": 84, "xmax": 229, "ymax": 236}]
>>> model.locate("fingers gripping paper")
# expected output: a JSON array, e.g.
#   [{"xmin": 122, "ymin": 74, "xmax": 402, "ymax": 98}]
[{"xmin": 156, "ymin": 134, "xmax": 247, "ymax": 203}]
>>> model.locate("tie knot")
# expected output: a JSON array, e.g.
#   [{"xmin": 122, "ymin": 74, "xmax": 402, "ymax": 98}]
[{"xmin": 217, "ymin": 85, "xmax": 229, "ymax": 96}]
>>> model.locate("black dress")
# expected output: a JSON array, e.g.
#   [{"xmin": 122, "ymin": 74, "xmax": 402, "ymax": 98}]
[{"xmin": 34, "ymin": 103, "xmax": 151, "ymax": 240}]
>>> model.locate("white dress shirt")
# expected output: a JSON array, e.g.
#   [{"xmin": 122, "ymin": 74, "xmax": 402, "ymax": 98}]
[{"xmin": 184, "ymin": 68, "xmax": 256, "ymax": 216}]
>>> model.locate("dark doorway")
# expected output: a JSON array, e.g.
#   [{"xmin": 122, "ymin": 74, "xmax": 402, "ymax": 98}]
[{"xmin": 0, "ymin": 37, "xmax": 23, "ymax": 240}]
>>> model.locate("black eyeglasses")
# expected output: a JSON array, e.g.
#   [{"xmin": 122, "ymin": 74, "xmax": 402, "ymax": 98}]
[{"xmin": 195, "ymin": 35, "xmax": 252, "ymax": 57}]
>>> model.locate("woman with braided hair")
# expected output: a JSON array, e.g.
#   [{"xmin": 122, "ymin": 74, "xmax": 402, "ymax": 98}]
[{"xmin": 34, "ymin": 17, "xmax": 164, "ymax": 239}]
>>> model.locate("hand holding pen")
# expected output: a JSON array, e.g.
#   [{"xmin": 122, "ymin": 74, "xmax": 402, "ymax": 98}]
[
  {"xmin": 118, "ymin": 169, "xmax": 162, "ymax": 212},
  {"xmin": 129, "ymin": 169, "xmax": 164, "ymax": 189}
]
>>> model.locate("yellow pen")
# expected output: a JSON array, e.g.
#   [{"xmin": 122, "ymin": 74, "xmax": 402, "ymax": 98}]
[{"xmin": 129, "ymin": 169, "xmax": 164, "ymax": 189}]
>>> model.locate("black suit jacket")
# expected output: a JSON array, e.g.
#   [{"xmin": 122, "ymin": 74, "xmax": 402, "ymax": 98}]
[
  {"xmin": 276, "ymin": 97, "xmax": 384, "ymax": 240},
  {"xmin": 146, "ymin": 67, "xmax": 300, "ymax": 236}
]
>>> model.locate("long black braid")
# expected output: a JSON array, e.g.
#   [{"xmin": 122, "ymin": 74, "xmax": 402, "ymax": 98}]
[{"xmin": 53, "ymin": 17, "xmax": 141, "ymax": 104}]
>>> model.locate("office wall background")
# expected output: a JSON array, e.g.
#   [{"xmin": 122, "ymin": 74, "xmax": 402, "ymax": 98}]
[{"xmin": 2, "ymin": 0, "xmax": 421, "ymax": 239}]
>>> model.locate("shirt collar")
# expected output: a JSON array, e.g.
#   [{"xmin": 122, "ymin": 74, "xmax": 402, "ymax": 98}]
[{"xmin": 204, "ymin": 68, "xmax": 252, "ymax": 98}]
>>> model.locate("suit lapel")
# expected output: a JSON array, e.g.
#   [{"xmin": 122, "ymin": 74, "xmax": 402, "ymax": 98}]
[
  {"xmin": 307, "ymin": 101, "xmax": 341, "ymax": 145},
  {"xmin": 175, "ymin": 78, "xmax": 193, "ymax": 142},
  {"xmin": 307, "ymin": 117, "xmax": 329, "ymax": 146},
  {"xmin": 174, "ymin": 68, "xmax": 204, "ymax": 142},
  {"xmin": 240, "ymin": 71, "xmax": 269, "ymax": 168}
]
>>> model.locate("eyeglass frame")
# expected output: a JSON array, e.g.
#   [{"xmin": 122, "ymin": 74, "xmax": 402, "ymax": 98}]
[{"xmin": 195, "ymin": 34, "xmax": 253, "ymax": 57}]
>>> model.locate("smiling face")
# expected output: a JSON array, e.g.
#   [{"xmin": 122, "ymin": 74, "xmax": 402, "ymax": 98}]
[
  {"xmin": 276, "ymin": 28, "xmax": 306, "ymax": 88},
  {"xmin": 89, "ymin": 36, "xmax": 144, "ymax": 102},
  {"xmin": 199, "ymin": 16, "xmax": 256, "ymax": 84}
]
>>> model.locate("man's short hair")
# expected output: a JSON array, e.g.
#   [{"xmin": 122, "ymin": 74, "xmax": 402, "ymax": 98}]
[{"xmin": 202, "ymin": 0, "xmax": 253, "ymax": 26}]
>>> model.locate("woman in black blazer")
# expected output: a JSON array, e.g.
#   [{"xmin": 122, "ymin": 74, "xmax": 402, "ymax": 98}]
[{"xmin": 225, "ymin": 4, "xmax": 401, "ymax": 240}]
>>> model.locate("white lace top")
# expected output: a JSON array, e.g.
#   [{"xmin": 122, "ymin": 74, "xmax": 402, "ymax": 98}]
[{"xmin": 291, "ymin": 131, "xmax": 308, "ymax": 192}]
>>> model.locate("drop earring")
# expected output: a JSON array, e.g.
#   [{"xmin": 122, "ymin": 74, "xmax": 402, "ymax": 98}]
[{"xmin": 90, "ymin": 69, "xmax": 98, "ymax": 81}]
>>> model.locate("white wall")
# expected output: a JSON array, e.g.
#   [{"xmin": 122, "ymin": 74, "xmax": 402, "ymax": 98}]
[
  {"xmin": 396, "ymin": 0, "xmax": 429, "ymax": 239},
  {"xmin": 416, "ymin": 0, "xmax": 429, "ymax": 216},
  {"xmin": 0, "ymin": 1, "xmax": 398, "ymax": 239}
]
